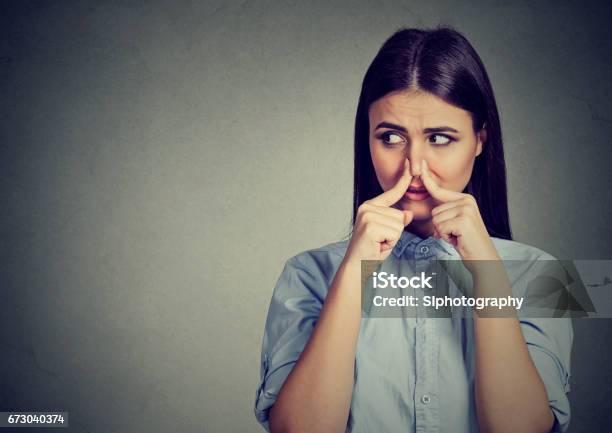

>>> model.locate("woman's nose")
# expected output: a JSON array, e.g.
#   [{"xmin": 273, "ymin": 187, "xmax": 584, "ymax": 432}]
[
  {"xmin": 407, "ymin": 157, "xmax": 424, "ymax": 177},
  {"xmin": 406, "ymin": 145, "xmax": 425, "ymax": 176}
]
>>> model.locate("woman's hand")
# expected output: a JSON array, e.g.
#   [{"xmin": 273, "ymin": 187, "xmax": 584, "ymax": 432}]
[
  {"xmin": 421, "ymin": 159, "xmax": 501, "ymax": 274},
  {"xmin": 344, "ymin": 158, "xmax": 415, "ymax": 264}
]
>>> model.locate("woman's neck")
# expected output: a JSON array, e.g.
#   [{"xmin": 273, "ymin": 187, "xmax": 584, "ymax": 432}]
[{"xmin": 407, "ymin": 219, "xmax": 434, "ymax": 240}]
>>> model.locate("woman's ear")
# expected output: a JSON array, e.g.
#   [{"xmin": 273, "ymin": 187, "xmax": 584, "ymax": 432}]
[{"xmin": 476, "ymin": 123, "xmax": 487, "ymax": 156}]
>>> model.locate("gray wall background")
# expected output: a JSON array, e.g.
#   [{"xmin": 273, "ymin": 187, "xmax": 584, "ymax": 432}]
[{"xmin": 1, "ymin": 0, "xmax": 611, "ymax": 432}]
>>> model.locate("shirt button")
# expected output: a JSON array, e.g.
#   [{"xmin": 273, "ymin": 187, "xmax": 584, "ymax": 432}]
[
  {"xmin": 420, "ymin": 245, "xmax": 430, "ymax": 254},
  {"xmin": 421, "ymin": 394, "xmax": 431, "ymax": 404}
]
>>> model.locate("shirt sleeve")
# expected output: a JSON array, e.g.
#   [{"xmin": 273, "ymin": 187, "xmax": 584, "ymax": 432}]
[
  {"xmin": 254, "ymin": 254, "xmax": 326, "ymax": 432},
  {"xmin": 519, "ymin": 255, "xmax": 574, "ymax": 433}
]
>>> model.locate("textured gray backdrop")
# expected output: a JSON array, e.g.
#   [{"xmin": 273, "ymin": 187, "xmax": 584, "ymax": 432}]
[{"xmin": 1, "ymin": 0, "xmax": 611, "ymax": 432}]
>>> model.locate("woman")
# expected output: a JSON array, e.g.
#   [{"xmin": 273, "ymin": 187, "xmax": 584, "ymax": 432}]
[{"xmin": 254, "ymin": 26, "xmax": 573, "ymax": 433}]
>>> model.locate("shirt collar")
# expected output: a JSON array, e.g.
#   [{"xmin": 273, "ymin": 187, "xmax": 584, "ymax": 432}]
[{"xmin": 391, "ymin": 229, "xmax": 457, "ymax": 258}]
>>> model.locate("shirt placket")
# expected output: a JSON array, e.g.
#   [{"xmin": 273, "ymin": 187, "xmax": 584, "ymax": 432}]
[{"xmin": 413, "ymin": 239, "xmax": 440, "ymax": 433}]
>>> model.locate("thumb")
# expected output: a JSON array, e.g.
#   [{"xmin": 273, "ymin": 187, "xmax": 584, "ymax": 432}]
[{"xmin": 403, "ymin": 210, "xmax": 414, "ymax": 226}]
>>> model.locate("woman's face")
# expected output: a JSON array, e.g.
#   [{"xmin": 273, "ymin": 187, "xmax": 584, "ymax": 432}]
[{"xmin": 368, "ymin": 90, "xmax": 486, "ymax": 235}]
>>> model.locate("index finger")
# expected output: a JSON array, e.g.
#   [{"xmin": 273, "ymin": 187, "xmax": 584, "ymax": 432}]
[
  {"xmin": 369, "ymin": 158, "xmax": 413, "ymax": 207},
  {"xmin": 421, "ymin": 159, "xmax": 464, "ymax": 203}
]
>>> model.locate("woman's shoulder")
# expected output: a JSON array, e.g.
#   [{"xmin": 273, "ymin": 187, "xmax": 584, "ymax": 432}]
[
  {"xmin": 282, "ymin": 238, "xmax": 350, "ymax": 281},
  {"xmin": 266, "ymin": 239, "xmax": 349, "ymax": 304},
  {"xmin": 488, "ymin": 237, "xmax": 567, "ymax": 295},
  {"xmin": 490, "ymin": 236, "xmax": 557, "ymax": 261},
  {"xmin": 289, "ymin": 237, "xmax": 349, "ymax": 261}
]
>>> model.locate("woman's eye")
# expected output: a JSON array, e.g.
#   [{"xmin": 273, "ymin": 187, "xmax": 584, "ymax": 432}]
[
  {"xmin": 379, "ymin": 132, "xmax": 405, "ymax": 145},
  {"xmin": 429, "ymin": 134, "xmax": 454, "ymax": 146}
]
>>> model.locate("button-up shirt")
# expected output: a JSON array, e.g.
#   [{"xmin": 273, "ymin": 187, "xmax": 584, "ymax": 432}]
[{"xmin": 254, "ymin": 230, "xmax": 573, "ymax": 433}]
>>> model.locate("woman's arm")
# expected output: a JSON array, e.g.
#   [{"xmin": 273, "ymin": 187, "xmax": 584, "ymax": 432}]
[
  {"xmin": 472, "ymin": 263, "xmax": 555, "ymax": 433},
  {"xmin": 268, "ymin": 257, "xmax": 362, "ymax": 433},
  {"xmin": 269, "ymin": 159, "xmax": 413, "ymax": 433},
  {"xmin": 420, "ymin": 160, "xmax": 556, "ymax": 433}
]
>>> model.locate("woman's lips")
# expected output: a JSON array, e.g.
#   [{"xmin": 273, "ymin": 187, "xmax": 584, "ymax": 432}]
[{"xmin": 405, "ymin": 188, "xmax": 430, "ymax": 201}]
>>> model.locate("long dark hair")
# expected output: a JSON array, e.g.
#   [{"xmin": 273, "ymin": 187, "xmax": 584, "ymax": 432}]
[{"xmin": 351, "ymin": 25, "xmax": 512, "ymax": 240}]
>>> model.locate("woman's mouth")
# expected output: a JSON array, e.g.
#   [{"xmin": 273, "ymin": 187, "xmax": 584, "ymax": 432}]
[{"xmin": 405, "ymin": 187, "xmax": 430, "ymax": 201}]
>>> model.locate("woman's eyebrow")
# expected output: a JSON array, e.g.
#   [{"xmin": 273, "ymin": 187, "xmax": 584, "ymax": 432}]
[{"xmin": 374, "ymin": 121, "xmax": 459, "ymax": 133}]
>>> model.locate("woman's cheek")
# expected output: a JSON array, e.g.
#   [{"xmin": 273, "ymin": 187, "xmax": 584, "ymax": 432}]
[
  {"xmin": 435, "ymin": 154, "xmax": 474, "ymax": 190},
  {"xmin": 372, "ymin": 146, "xmax": 405, "ymax": 188},
  {"xmin": 371, "ymin": 159, "xmax": 393, "ymax": 191}
]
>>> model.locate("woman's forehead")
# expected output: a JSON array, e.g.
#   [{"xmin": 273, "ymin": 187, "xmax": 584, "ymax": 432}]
[{"xmin": 368, "ymin": 90, "xmax": 471, "ymax": 131}]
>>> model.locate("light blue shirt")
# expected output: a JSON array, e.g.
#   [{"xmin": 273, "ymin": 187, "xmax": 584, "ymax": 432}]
[{"xmin": 254, "ymin": 230, "xmax": 573, "ymax": 433}]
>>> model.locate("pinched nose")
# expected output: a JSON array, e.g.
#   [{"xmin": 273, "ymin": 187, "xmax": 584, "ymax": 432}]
[{"xmin": 406, "ymin": 155, "xmax": 426, "ymax": 177}]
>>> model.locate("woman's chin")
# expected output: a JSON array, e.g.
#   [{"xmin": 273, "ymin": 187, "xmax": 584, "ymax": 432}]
[
  {"xmin": 402, "ymin": 201, "xmax": 433, "ymax": 219},
  {"xmin": 410, "ymin": 213, "xmax": 433, "ymax": 222}
]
